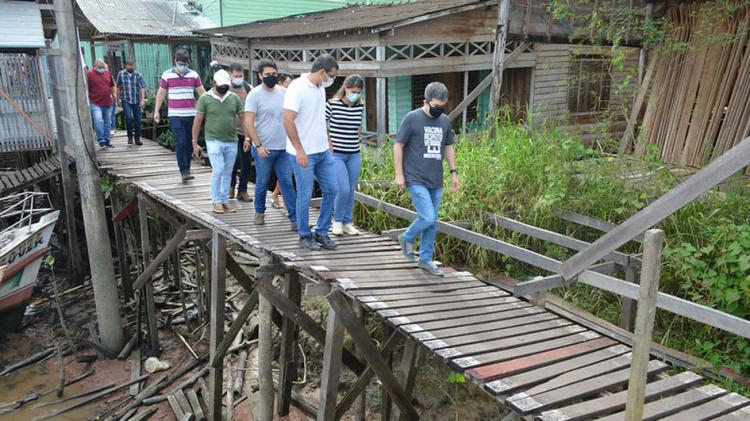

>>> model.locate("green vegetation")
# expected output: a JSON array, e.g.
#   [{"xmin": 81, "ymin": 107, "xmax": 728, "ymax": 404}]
[{"xmin": 355, "ymin": 114, "xmax": 750, "ymax": 380}]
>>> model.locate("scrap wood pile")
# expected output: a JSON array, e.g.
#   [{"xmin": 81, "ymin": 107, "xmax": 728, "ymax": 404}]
[
  {"xmin": 0, "ymin": 245, "xmax": 273, "ymax": 421},
  {"xmin": 632, "ymin": 1, "xmax": 750, "ymax": 167}
]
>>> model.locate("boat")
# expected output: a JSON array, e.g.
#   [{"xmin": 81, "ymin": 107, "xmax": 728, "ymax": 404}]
[{"xmin": 0, "ymin": 192, "xmax": 59, "ymax": 331}]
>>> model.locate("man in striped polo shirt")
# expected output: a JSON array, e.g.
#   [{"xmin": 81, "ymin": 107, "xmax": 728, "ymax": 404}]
[{"xmin": 154, "ymin": 49, "xmax": 206, "ymax": 182}]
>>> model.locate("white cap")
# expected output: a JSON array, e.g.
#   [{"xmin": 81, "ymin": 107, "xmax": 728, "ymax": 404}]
[{"xmin": 213, "ymin": 69, "xmax": 231, "ymax": 86}]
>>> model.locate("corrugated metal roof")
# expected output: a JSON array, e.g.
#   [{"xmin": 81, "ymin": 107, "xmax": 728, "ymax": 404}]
[
  {"xmin": 0, "ymin": 1, "xmax": 45, "ymax": 49},
  {"xmin": 76, "ymin": 0, "xmax": 216, "ymax": 38},
  {"xmin": 198, "ymin": 0, "xmax": 491, "ymax": 39}
]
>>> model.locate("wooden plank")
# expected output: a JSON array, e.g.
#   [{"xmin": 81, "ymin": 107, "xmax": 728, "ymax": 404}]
[
  {"xmin": 598, "ymin": 384, "xmax": 727, "ymax": 421},
  {"xmin": 538, "ymin": 371, "xmax": 703, "ymax": 421},
  {"xmin": 422, "ymin": 319, "xmax": 574, "ymax": 351},
  {"xmin": 400, "ymin": 306, "xmax": 546, "ymax": 335},
  {"xmin": 357, "ymin": 286, "xmax": 501, "ymax": 308},
  {"xmin": 450, "ymin": 332, "xmax": 601, "ymax": 370},
  {"xmin": 714, "ymin": 405, "xmax": 750, "ymax": 421},
  {"xmin": 436, "ymin": 325, "xmax": 588, "ymax": 363},
  {"xmin": 210, "ymin": 290, "xmax": 259, "ymax": 368},
  {"xmin": 388, "ymin": 300, "xmax": 534, "ymax": 327},
  {"xmin": 208, "ymin": 231, "xmax": 227, "ymax": 421},
  {"xmin": 560, "ymin": 135, "xmax": 750, "ymax": 280},
  {"xmin": 278, "ymin": 272, "xmax": 302, "ymax": 416},
  {"xmin": 507, "ymin": 360, "xmax": 669, "ymax": 415},
  {"xmin": 138, "ymin": 195, "xmax": 160, "ymax": 354},
  {"xmin": 377, "ymin": 296, "xmax": 521, "ymax": 318},
  {"xmin": 415, "ymin": 312, "xmax": 559, "ymax": 341},
  {"xmin": 482, "ymin": 343, "xmax": 630, "ymax": 394},
  {"xmin": 327, "ymin": 289, "xmax": 418, "ymax": 420},
  {"xmin": 186, "ymin": 389, "xmax": 206, "ymax": 421},
  {"xmin": 132, "ymin": 223, "xmax": 190, "ymax": 290},
  {"xmin": 348, "ymin": 280, "xmax": 489, "ymax": 296},
  {"xmin": 659, "ymin": 392, "xmax": 749, "ymax": 421}
]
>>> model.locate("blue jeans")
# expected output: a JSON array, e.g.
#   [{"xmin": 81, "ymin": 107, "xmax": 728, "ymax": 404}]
[
  {"xmin": 289, "ymin": 150, "xmax": 337, "ymax": 238},
  {"xmin": 333, "ymin": 152, "xmax": 361, "ymax": 224},
  {"xmin": 89, "ymin": 104, "xmax": 112, "ymax": 145},
  {"xmin": 231, "ymin": 134, "xmax": 253, "ymax": 193},
  {"xmin": 206, "ymin": 140, "xmax": 238, "ymax": 204},
  {"xmin": 111, "ymin": 104, "xmax": 117, "ymax": 130},
  {"xmin": 170, "ymin": 116, "xmax": 194, "ymax": 175},
  {"xmin": 404, "ymin": 185, "xmax": 443, "ymax": 263},
  {"xmin": 122, "ymin": 102, "xmax": 142, "ymax": 140},
  {"xmin": 252, "ymin": 147, "xmax": 297, "ymax": 222}
]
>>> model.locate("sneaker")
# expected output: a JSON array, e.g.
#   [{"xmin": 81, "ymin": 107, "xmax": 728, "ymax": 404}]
[
  {"xmin": 299, "ymin": 236, "xmax": 320, "ymax": 251},
  {"xmin": 212, "ymin": 203, "xmax": 224, "ymax": 214},
  {"xmin": 106, "ymin": 143, "xmax": 114, "ymax": 148},
  {"xmin": 290, "ymin": 222, "xmax": 297, "ymax": 232},
  {"xmin": 418, "ymin": 260, "xmax": 444, "ymax": 277},
  {"xmin": 135, "ymin": 138, "xmax": 143, "ymax": 145},
  {"xmin": 313, "ymin": 233, "xmax": 337, "ymax": 250},
  {"xmin": 254, "ymin": 213, "xmax": 265, "ymax": 225},
  {"xmin": 181, "ymin": 173, "xmax": 192, "ymax": 182},
  {"xmin": 343, "ymin": 223, "xmax": 360, "ymax": 236},
  {"xmin": 99, "ymin": 144, "xmax": 109, "ymax": 151},
  {"xmin": 398, "ymin": 233, "xmax": 417, "ymax": 262},
  {"xmin": 223, "ymin": 203, "xmax": 237, "ymax": 213},
  {"xmin": 237, "ymin": 192, "xmax": 252, "ymax": 202},
  {"xmin": 229, "ymin": 189, "xmax": 235, "ymax": 200},
  {"xmin": 332, "ymin": 222, "xmax": 343, "ymax": 236},
  {"xmin": 127, "ymin": 137, "xmax": 134, "ymax": 145}
]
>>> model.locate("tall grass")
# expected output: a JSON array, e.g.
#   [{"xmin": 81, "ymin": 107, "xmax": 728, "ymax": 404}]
[{"xmin": 356, "ymin": 114, "xmax": 750, "ymax": 378}]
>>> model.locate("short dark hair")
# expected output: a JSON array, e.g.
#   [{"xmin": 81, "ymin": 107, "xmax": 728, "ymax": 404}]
[
  {"xmin": 257, "ymin": 58, "xmax": 277, "ymax": 74},
  {"xmin": 229, "ymin": 63, "xmax": 244, "ymax": 73},
  {"xmin": 174, "ymin": 49, "xmax": 190, "ymax": 63},
  {"xmin": 277, "ymin": 73, "xmax": 293, "ymax": 84},
  {"xmin": 311, "ymin": 54, "xmax": 338, "ymax": 73},
  {"xmin": 125, "ymin": 60, "xmax": 135, "ymax": 66}
]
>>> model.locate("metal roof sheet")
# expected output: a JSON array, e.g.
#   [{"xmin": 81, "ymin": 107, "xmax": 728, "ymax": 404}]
[{"xmin": 0, "ymin": 1, "xmax": 45, "ymax": 49}]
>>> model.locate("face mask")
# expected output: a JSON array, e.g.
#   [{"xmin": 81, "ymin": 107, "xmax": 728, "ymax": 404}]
[
  {"xmin": 176, "ymin": 64, "xmax": 188, "ymax": 73},
  {"xmin": 262, "ymin": 75, "xmax": 278, "ymax": 88},
  {"xmin": 216, "ymin": 85, "xmax": 229, "ymax": 95},
  {"xmin": 428, "ymin": 105, "xmax": 444, "ymax": 118},
  {"xmin": 126, "ymin": 68, "xmax": 134, "ymax": 73},
  {"xmin": 96, "ymin": 67, "xmax": 105, "ymax": 74},
  {"xmin": 347, "ymin": 92, "xmax": 361, "ymax": 103},
  {"xmin": 322, "ymin": 75, "xmax": 334, "ymax": 89},
  {"xmin": 231, "ymin": 77, "xmax": 244, "ymax": 87}
]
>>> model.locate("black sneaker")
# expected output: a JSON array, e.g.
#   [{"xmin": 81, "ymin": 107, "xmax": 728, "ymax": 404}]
[
  {"xmin": 181, "ymin": 173, "xmax": 192, "ymax": 182},
  {"xmin": 313, "ymin": 233, "xmax": 337, "ymax": 250},
  {"xmin": 299, "ymin": 236, "xmax": 320, "ymax": 251},
  {"xmin": 127, "ymin": 137, "xmax": 134, "ymax": 144},
  {"xmin": 135, "ymin": 138, "xmax": 143, "ymax": 145}
]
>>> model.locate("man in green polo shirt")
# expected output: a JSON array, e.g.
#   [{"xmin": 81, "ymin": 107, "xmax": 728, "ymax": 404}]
[{"xmin": 192, "ymin": 69, "xmax": 245, "ymax": 214}]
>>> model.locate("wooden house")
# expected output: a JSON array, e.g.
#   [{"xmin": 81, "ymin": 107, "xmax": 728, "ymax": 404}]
[{"xmin": 199, "ymin": 0, "xmax": 653, "ymax": 143}]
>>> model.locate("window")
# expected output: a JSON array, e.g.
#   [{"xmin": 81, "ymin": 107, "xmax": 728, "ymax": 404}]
[{"xmin": 568, "ymin": 54, "xmax": 611, "ymax": 114}]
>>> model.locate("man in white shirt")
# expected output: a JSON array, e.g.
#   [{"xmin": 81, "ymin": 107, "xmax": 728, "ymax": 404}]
[{"xmin": 282, "ymin": 54, "xmax": 339, "ymax": 251}]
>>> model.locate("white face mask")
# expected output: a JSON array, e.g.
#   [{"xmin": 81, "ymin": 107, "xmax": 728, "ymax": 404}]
[
  {"xmin": 231, "ymin": 77, "xmax": 244, "ymax": 87},
  {"xmin": 322, "ymin": 75, "xmax": 334, "ymax": 89}
]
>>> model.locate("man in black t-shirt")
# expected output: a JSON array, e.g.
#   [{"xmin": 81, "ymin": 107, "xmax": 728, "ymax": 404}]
[{"xmin": 393, "ymin": 82, "xmax": 460, "ymax": 276}]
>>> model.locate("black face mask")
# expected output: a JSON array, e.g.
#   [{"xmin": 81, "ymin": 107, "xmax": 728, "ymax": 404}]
[
  {"xmin": 428, "ymin": 105, "xmax": 444, "ymax": 118},
  {"xmin": 216, "ymin": 86, "xmax": 229, "ymax": 95},
  {"xmin": 263, "ymin": 75, "xmax": 278, "ymax": 88},
  {"xmin": 126, "ymin": 68, "xmax": 134, "ymax": 73}
]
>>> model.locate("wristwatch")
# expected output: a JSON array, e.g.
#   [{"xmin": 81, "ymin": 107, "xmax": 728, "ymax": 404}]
[{"xmin": 450, "ymin": 168, "xmax": 458, "ymax": 174}]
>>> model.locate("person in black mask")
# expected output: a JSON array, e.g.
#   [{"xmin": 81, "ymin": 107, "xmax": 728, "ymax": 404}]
[
  {"xmin": 393, "ymin": 81, "xmax": 460, "ymax": 276},
  {"xmin": 243, "ymin": 59, "xmax": 297, "ymax": 229},
  {"xmin": 115, "ymin": 60, "xmax": 146, "ymax": 145},
  {"xmin": 227, "ymin": 63, "xmax": 254, "ymax": 202}
]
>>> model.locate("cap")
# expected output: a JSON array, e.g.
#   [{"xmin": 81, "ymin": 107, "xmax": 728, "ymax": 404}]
[{"xmin": 213, "ymin": 69, "xmax": 231, "ymax": 86}]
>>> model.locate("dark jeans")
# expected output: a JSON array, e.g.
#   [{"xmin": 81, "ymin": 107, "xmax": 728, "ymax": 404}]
[
  {"xmin": 170, "ymin": 116, "xmax": 194, "ymax": 175},
  {"xmin": 123, "ymin": 102, "xmax": 142, "ymax": 140},
  {"xmin": 230, "ymin": 134, "xmax": 253, "ymax": 193}
]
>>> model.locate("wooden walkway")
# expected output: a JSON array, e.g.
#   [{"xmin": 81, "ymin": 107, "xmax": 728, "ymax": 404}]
[{"xmin": 97, "ymin": 135, "xmax": 750, "ymax": 420}]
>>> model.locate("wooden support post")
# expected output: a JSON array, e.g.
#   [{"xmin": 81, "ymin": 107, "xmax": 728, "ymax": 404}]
[
  {"xmin": 391, "ymin": 338, "xmax": 420, "ymax": 420},
  {"xmin": 327, "ymin": 290, "xmax": 418, "ymax": 420},
  {"xmin": 112, "ymin": 195, "xmax": 132, "ymax": 299},
  {"xmin": 619, "ymin": 259, "xmax": 640, "ymax": 331},
  {"xmin": 132, "ymin": 223, "xmax": 189, "ymax": 290},
  {"xmin": 624, "ymin": 229, "xmax": 664, "ymax": 421},
  {"xmin": 462, "ymin": 70, "xmax": 469, "ymax": 135},
  {"xmin": 138, "ymin": 194, "xmax": 159, "ymax": 354},
  {"xmin": 258, "ymin": 259, "xmax": 275, "ymax": 421},
  {"xmin": 318, "ymin": 298, "xmax": 345, "ymax": 421},
  {"xmin": 381, "ymin": 324, "xmax": 394, "ymax": 421},
  {"xmin": 490, "ymin": 0, "xmax": 511, "ymax": 113},
  {"xmin": 210, "ymin": 290, "xmax": 258, "ymax": 368},
  {"xmin": 376, "ymin": 44, "xmax": 386, "ymax": 146},
  {"xmin": 208, "ymin": 230, "xmax": 227, "ymax": 421},
  {"xmin": 278, "ymin": 271, "xmax": 301, "ymax": 416},
  {"xmin": 353, "ymin": 305, "xmax": 367, "ymax": 421}
]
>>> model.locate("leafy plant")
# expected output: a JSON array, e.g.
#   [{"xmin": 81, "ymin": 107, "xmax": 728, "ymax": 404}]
[{"xmin": 445, "ymin": 371, "xmax": 466, "ymax": 421}]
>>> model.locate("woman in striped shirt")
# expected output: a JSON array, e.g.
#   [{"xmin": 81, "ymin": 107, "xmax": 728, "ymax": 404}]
[{"xmin": 326, "ymin": 74, "xmax": 365, "ymax": 236}]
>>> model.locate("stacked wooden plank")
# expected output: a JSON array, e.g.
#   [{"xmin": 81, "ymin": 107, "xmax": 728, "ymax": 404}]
[
  {"xmin": 0, "ymin": 156, "xmax": 60, "ymax": 194},
  {"xmin": 96, "ymin": 136, "xmax": 750, "ymax": 420},
  {"xmin": 635, "ymin": 1, "xmax": 750, "ymax": 167}
]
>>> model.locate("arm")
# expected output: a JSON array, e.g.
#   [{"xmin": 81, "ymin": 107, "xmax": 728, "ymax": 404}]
[
  {"xmin": 242, "ymin": 112, "xmax": 268, "ymax": 156},
  {"xmin": 140, "ymin": 88, "xmax": 146, "ymax": 107},
  {"xmin": 393, "ymin": 142, "xmax": 406, "ymax": 190},
  {"xmin": 153, "ymin": 87, "xmax": 167, "ymax": 123},
  {"xmin": 114, "ymin": 86, "xmax": 120, "ymax": 106},
  {"xmin": 283, "ymin": 109, "xmax": 307, "ymax": 168},
  {"xmin": 196, "ymin": 85, "xmax": 206, "ymax": 96},
  {"xmin": 445, "ymin": 144, "xmax": 459, "ymax": 192},
  {"xmin": 191, "ymin": 113, "xmax": 204, "ymax": 157}
]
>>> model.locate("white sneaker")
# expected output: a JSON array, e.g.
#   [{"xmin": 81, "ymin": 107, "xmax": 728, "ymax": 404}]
[
  {"xmin": 342, "ymin": 223, "xmax": 360, "ymax": 236},
  {"xmin": 332, "ymin": 222, "xmax": 343, "ymax": 236}
]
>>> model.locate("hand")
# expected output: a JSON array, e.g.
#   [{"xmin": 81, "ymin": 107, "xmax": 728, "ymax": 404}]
[
  {"xmin": 116, "ymin": 99, "xmax": 122, "ymax": 107},
  {"xmin": 295, "ymin": 148, "xmax": 308, "ymax": 168},
  {"xmin": 153, "ymin": 114, "xmax": 160, "ymax": 124},
  {"xmin": 395, "ymin": 174, "xmax": 406, "ymax": 190},
  {"xmin": 256, "ymin": 145, "xmax": 269, "ymax": 158},
  {"xmin": 243, "ymin": 139, "xmax": 251, "ymax": 153},
  {"xmin": 451, "ymin": 173, "xmax": 460, "ymax": 192},
  {"xmin": 192, "ymin": 143, "xmax": 202, "ymax": 158},
  {"xmin": 140, "ymin": 100, "xmax": 145, "ymax": 108}
]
